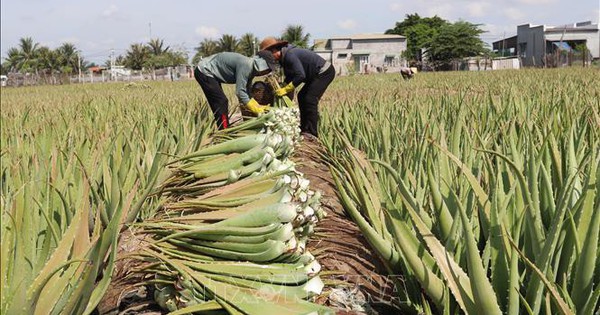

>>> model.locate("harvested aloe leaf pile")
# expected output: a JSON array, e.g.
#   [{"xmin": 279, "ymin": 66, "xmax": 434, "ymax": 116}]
[{"xmin": 132, "ymin": 107, "xmax": 332, "ymax": 314}]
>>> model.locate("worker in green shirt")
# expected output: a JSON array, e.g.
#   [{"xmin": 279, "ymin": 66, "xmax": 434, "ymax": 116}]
[{"xmin": 194, "ymin": 51, "xmax": 278, "ymax": 129}]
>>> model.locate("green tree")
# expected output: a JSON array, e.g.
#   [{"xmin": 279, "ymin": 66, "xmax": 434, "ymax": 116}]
[
  {"xmin": 428, "ymin": 20, "xmax": 488, "ymax": 69},
  {"xmin": 386, "ymin": 14, "xmax": 448, "ymax": 63},
  {"xmin": 16, "ymin": 37, "xmax": 42, "ymax": 72},
  {"xmin": 192, "ymin": 38, "xmax": 219, "ymax": 64},
  {"xmin": 145, "ymin": 38, "xmax": 185, "ymax": 69},
  {"xmin": 55, "ymin": 43, "xmax": 83, "ymax": 74},
  {"xmin": 167, "ymin": 50, "xmax": 188, "ymax": 66},
  {"xmin": 146, "ymin": 51, "xmax": 188, "ymax": 69},
  {"xmin": 124, "ymin": 43, "xmax": 150, "ymax": 70},
  {"xmin": 218, "ymin": 34, "xmax": 240, "ymax": 53},
  {"xmin": 239, "ymin": 33, "xmax": 258, "ymax": 56},
  {"xmin": 147, "ymin": 38, "xmax": 170, "ymax": 55},
  {"xmin": 281, "ymin": 25, "xmax": 310, "ymax": 48},
  {"xmin": 36, "ymin": 46, "xmax": 60, "ymax": 73},
  {"xmin": 104, "ymin": 55, "xmax": 125, "ymax": 68},
  {"xmin": 3, "ymin": 47, "xmax": 23, "ymax": 72}
]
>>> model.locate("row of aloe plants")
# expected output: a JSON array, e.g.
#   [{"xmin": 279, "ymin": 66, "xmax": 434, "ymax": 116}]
[
  {"xmin": 320, "ymin": 68, "xmax": 599, "ymax": 314},
  {"xmin": 1, "ymin": 82, "xmax": 214, "ymax": 314}
]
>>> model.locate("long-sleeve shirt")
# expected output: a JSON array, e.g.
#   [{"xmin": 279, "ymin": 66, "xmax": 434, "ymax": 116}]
[
  {"xmin": 280, "ymin": 46, "xmax": 326, "ymax": 87},
  {"xmin": 197, "ymin": 52, "xmax": 254, "ymax": 104}
]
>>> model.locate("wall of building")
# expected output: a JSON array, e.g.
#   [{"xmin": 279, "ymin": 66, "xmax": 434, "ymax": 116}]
[
  {"xmin": 517, "ymin": 24, "xmax": 546, "ymax": 66},
  {"xmin": 492, "ymin": 58, "xmax": 520, "ymax": 70},
  {"xmin": 330, "ymin": 39, "xmax": 351, "ymax": 50},
  {"xmin": 321, "ymin": 38, "xmax": 407, "ymax": 75},
  {"xmin": 351, "ymin": 38, "xmax": 407, "ymax": 52}
]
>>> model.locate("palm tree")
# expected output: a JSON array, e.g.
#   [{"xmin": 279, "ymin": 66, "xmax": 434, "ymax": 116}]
[
  {"xmin": 239, "ymin": 33, "xmax": 258, "ymax": 56},
  {"xmin": 17, "ymin": 37, "xmax": 41, "ymax": 72},
  {"xmin": 3, "ymin": 47, "xmax": 23, "ymax": 72},
  {"xmin": 192, "ymin": 39, "xmax": 219, "ymax": 64},
  {"xmin": 147, "ymin": 38, "xmax": 170, "ymax": 55},
  {"xmin": 36, "ymin": 47, "xmax": 60, "ymax": 73},
  {"xmin": 55, "ymin": 43, "xmax": 81, "ymax": 74},
  {"xmin": 104, "ymin": 55, "xmax": 125, "ymax": 68},
  {"xmin": 218, "ymin": 34, "xmax": 240, "ymax": 53},
  {"xmin": 281, "ymin": 25, "xmax": 311, "ymax": 48},
  {"xmin": 115, "ymin": 55, "xmax": 125, "ymax": 66},
  {"xmin": 124, "ymin": 43, "xmax": 150, "ymax": 70}
]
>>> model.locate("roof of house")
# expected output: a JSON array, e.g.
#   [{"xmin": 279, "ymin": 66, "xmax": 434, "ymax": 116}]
[
  {"xmin": 545, "ymin": 23, "xmax": 599, "ymax": 32},
  {"xmin": 312, "ymin": 33, "xmax": 406, "ymax": 50},
  {"xmin": 519, "ymin": 21, "xmax": 599, "ymax": 32},
  {"xmin": 329, "ymin": 34, "xmax": 406, "ymax": 40}
]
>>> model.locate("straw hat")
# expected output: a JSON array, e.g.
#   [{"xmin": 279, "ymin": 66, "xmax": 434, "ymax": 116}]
[{"xmin": 260, "ymin": 37, "xmax": 288, "ymax": 51}]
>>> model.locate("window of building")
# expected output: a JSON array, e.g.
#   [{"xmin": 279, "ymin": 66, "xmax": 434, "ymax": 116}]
[
  {"xmin": 384, "ymin": 55, "xmax": 398, "ymax": 67},
  {"xmin": 518, "ymin": 43, "xmax": 527, "ymax": 58},
  {"xmin": 337, "ymin": 53, "xmax": 347, "ymax": 59}
]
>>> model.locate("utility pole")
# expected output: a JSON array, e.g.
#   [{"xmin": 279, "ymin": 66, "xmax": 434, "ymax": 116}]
[
  {"xmin": 502, "ymin": 31, "xmax": 505, "ymax": 57},
  {"xmin": 78, "ymin": 51, "xmax": 82, "ymax": 83},
  {"xmin": 110, "ymin": 48, "xmax": 115, "ymax": 81}
]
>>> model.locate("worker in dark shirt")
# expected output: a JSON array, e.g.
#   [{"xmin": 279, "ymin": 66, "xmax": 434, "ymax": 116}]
[
  {"xmin": 259, "ymin": 37, "xmax": 335, "ymax": 138},
  {"xmin": 194, "ymin": 51, "xmax": 278, "ymax": 129}
]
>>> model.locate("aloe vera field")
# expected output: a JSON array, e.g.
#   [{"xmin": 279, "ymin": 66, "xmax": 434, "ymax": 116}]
[{"xmin": 1, "ymin": 67, "xmax": 599, "ymax": 315}]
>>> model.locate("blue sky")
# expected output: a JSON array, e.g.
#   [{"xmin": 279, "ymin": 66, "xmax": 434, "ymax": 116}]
[{"xmin": 1, "ymin": 0, "xmax": 598, "ymax": 65}]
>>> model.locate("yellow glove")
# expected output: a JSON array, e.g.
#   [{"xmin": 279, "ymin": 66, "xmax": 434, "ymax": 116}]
[
  {"xmin": 245, "ymin": 98, "xmax": 269, "ymax": 115},
  {"xmin": 275, "ymin": 82, "xmax": 295, "ymax": 97}
]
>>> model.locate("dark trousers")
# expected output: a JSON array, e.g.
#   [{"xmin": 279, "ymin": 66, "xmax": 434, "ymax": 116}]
[
  {"xmin": 297, "ymin": 65, "xmax": 335, "ymax": 137},
  {"xmin": 194, "ymin": 67, "xmax": 229, "ymax": 129}
]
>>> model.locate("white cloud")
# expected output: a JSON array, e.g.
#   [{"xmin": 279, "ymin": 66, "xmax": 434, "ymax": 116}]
[
  {"xmin": 503, "ymin": 7, "xmax": 526, "ymax": 21},
  {"xmin": 338, "ymin": 19, "xmax": 357, "ymax": 30},
  {"xmin": 59, "ymin": 37, "xmax": 80, "ymax": 45},
  {"xmin": 195, "ymin": 26, "xmax": 220, "ymax": 39},
  {"xmin": 426, "ymin": 3, "xmax": 454, "ymax": 18},
  {"xmin": 390, "ymin": 3, "xmax": 403, "ymax": 11},
  {"xmin": 467, "ymin": 1, "xmax": 491, "ymax": 17},
  {"xmin": 102, "ymin": 5, "xmax": 118, "ymax": 18}
]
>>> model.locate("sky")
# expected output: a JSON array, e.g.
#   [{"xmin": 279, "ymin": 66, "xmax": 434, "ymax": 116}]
[{"xmin": 1, "ymin": 0, "xmax": 599, "ymax": 65}]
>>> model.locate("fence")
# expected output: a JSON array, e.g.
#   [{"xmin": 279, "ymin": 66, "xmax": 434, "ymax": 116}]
[
  {"xmin": 2, "ymin": 66, "xmax": 195, "ymax": 87},
  {"xmin": 543, "ymin": 50, "xmax": 594, "ymax": 68}
]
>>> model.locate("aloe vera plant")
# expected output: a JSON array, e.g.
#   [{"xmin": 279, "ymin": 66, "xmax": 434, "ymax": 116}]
[{"xmin": 321, "ymin": 68, "xmax": 599, "ymax": 314}]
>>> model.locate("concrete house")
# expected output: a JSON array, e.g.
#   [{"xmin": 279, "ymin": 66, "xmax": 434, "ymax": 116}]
[
  {"xmin": 313, "ymin": 34, "xmax": 407, "ymax": 75},
  {"xmin": 493, "ymin": 21, "xmax": 599, "ymax": 67}
]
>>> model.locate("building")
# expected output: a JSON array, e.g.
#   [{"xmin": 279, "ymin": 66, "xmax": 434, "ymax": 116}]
[
  {"xmin": 493, "ymin": 21, "xmax": 599, "ymax": 67},
  {"xmin": 313, "ymin": 34, "xmax": 407, "ymax": 75}
]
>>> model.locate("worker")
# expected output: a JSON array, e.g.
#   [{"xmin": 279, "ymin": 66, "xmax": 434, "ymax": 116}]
[
  {"xmin": 259, "ymin": 37, "xmax": 335, "ymax": 139},
  {"xmin": 400, "ymin": 67, "xmax": 416, "ymax": 80},
  {"xmin": 194, "ymin": 51, "xmax": 278, "ymax": 129}
]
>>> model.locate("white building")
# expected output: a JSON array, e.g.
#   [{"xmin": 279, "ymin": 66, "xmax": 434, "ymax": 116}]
[{"xmin": 313, "ymin": 34, "xmax": 407, "ymax": 75}]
